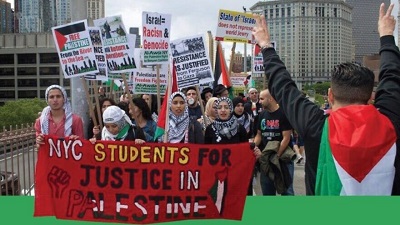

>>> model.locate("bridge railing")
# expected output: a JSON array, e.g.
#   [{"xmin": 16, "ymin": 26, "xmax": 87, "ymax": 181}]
[{"xmin": 0, "ymin": 123, "xmax": 37, "ymax": 196}]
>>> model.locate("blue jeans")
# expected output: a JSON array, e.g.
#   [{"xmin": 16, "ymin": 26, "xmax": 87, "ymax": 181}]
[{"xmin": 260, "ymin": 161, "xmax": 294, "ymax": 195}]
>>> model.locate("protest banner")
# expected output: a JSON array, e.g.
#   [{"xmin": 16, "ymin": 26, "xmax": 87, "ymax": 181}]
[
  {"xmin": 215, "ymin": 10, "xmax": 256, "ymax": 43},
  {"xmin": 171, "ymin": 35, "xmax": 214, "ymax": 89},
  {"xmin": 84, "ymin": 27, "xmax": 108, "ymax": 81},
  {"xmin": 142, "ymin": 12, "xmax": 171, "ymax": 65},
  {"xmin": 52, "ymin": 20, "xmax": 99, "ymax": 78},
  {"xmin": 34, "ymin": 136, "xmax": 255, "ymax": 224},
  {"xmin": 93, "ymin": 16, "xmax": 137, "ymax": 73}
]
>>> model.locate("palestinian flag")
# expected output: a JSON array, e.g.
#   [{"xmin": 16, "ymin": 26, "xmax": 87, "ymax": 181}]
[
  {"xmin": 315, "ymin": 105, "xmax": 397, "ymax": 195},
  {"xmin": 208, "ymin": 168, "xmax": 228, "ymax": 214},
  {"xmin": 103, "ymin": 79, "xmax": 120, "ymax": 91},
  {"xmin": 53, "ymin": 21, "xmax": 86, "ymax": 52},
  {"xmin": 153, "ymin": 63, "xmax": 178, "ymax": 142},
  {"xmin": 214, "ymin": 41, "xmax": 234, "ymax": 99}
]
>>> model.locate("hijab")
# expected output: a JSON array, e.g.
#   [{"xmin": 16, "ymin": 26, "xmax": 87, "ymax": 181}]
[
  {"xmin": 212, "ymin": 97, "xmax": 239, "ymax": 142},
  {"xmin": 232, "ymin": 97, "xmax": 251, "ymax": 133},
  {"xmin": 39, "ymin": 85, "xmax": 73, "ymax": 136},
  {"xmin": 168, "ymin": 92, "xmax": 190, "ymax": 143},
  {"xmin": 101, "ymin": 105, "xmax": 133, "ymax": 141}
]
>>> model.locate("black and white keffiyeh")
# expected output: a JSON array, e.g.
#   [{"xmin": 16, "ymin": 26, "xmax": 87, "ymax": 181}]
[
  {"xmin": 212, "ymin": 97, "xmax": 238, "ymax": 141},
  {"xmin": 39, "ymin": 85, "xmax": 73, "ymax": 136},
  {"xmin": 168, "ymin": 92, "xmax": 189, "ymax": 143}
]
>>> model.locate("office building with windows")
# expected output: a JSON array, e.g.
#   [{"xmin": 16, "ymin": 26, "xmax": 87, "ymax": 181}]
[
  {"xmin": 250, "ymin": 0, "xmax": 353, "ymax": 88},
  {"xmin": 0, "ymin": 0, "xmax": 13, "ymax": 33},
  {"xmin": 344, "ymin": 0, "xmax": 390, "ymax": 64},
  {"xmin": 0, "ymin": 32, "xmax": 69, "ymax": 105}
]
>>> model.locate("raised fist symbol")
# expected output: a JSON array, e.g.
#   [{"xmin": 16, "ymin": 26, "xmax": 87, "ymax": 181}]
[{"xmin": 47, "ymin": 166, "xmax": 71, "ymax": 198}]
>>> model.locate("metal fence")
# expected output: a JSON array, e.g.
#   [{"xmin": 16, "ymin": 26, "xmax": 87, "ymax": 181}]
[{"xmin": 0, "ymin": 123, "xmax": 37, "ymax": 196}]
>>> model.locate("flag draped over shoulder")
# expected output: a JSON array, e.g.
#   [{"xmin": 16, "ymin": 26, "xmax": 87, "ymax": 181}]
[
  {"xmin": 153, "ymin": 63, "xmax": 178, "ymax": 141},
  {"xmin": 315, "ymin": 105, "xmax": 397, "ymax": 195},
  {"xmin": 214, "ymin": 41, "xmax": 233, "ymax": 99}
]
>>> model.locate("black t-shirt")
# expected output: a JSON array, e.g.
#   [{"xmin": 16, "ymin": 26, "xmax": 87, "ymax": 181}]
[{"xmin": 256, "ymin": 107, "xmax": 292, "ymax": 150}]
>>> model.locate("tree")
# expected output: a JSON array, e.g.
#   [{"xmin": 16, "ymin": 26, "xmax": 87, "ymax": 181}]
[{"xmin": 0, "ymin": 99, "xmax": 47, "ymax": 129}]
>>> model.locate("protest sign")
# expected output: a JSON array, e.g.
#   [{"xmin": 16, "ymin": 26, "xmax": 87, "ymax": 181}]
[
  {"xmin": 34, "ymin": 136, "xmax": 255, "ymax": 224},
  {"xmin": 170, "ymin": 35, "xmax": 214, "ymax": 89},
  {"xmin": 142, "ymin": 12, "xmax": 171, "ymax": 65},
  {"xmin": 93, "ymin": 16, "xmax": 137, "ymax": 73},
  {"xmin": 52, "ymin": 20, "xmax": 99, "ymax": 78},
  {"xmin": 131, "ymin": 68, "xmax": 168, "ymax": 94},
  {"xmin": 84, "ymin": 27, "xmax": 108, "ymax": 81},
  {"xmin": 230, "ymin": 73, "xmax": 248, "ymax": 87},
  {"xmin": 215, "ymin": 10, "xmax": 256, "ymax": 43}
]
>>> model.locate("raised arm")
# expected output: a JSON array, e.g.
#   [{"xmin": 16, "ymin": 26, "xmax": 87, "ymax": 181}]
[
  {"xmin": 252, "ymin": 14, "xmax": 325, "ymax": 140},
  {"xmin": 375, "ymin": 3, "xmax": 400, "ymax": 130}
]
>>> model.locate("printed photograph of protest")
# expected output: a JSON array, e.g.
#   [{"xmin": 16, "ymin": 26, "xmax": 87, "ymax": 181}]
[
  {"xmin": 85, "ymin": 27, "xmax": 108, "ymax": 81},
  {"xmin": 94, "ymin": 16, "xmax": 137, "ymax": 73},
  {"xmin": 171, "ymin": 34, "xmax": 214, "ymax": 88}
]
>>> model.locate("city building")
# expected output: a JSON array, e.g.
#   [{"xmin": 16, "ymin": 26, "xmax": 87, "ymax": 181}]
[
  {"xmin": 250, "ymin": 0, "xmax": 353, "ymax": 88},
  {"xmin": 0, "ymin": 0, "xmax": 13, "ymax": 33},
  {"xmin": 87, "ymin": 0, "xmax": 104, "ymax": 21},
  {"xmin": 344, "ymin": 0, "xmax": 390, "ymax": 64},
  {"xmin": 0, "ymin": 32, "xmax": 70, "ymax": 106},
  {"xmin": 14, "ymin": 0, "xmax": 105, "ymax": 33},
  {"xmin": 129, "ymin": 27, "xmax": 141, "ymax": 48}
]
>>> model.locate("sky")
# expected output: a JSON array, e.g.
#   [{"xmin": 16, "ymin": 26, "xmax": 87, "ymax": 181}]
[
  {"xmin": 6, "ymin": 0, "xmax": 399, "ymax": 51},
  {"xmin": 104, "ymin": 0, "xmax": 259, "ymax": 59}
]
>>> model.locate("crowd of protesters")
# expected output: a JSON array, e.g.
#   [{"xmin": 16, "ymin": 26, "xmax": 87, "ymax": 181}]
[{"xmin": 35, "ymin": 3, "xmax": 400, "ymax": 196}]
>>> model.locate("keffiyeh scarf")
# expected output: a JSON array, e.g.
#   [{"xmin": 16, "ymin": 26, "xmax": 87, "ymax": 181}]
[
  {"xmin": 39, "ymin": 85, "xmax": 73, "ymax": 136},
  {"xmin": 168, "ymin": 92, "xmax": 190, "ymax": 143}
]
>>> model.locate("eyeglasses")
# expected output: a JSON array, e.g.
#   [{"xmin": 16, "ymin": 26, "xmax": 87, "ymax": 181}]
[{"xmin": 250, "ymin": 92, "xmax": 258, "ymax": 94}]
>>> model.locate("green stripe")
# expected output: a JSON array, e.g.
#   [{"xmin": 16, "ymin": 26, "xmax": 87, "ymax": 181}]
[
  {"xmin": 315, "ymin": 119, "xmax": 342, "ymax": 195},
  {"xmin": 153, "ymin": 127, "xmax": 165, "ymax": 142}
]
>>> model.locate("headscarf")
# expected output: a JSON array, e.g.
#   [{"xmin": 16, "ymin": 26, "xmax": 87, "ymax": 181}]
[
  {"xmin": 39, "ymin": 85, "xmax": 73, "ymax": 136},
  {"xmin": 204, "ymin": 97, "xmax": 218, "ymax": 124},
  {"xmin": 101, "ymin": 105, "xmax": 133, "ymax": 141},
  {"xmin": 212, "ymin": 97, "xmax": 238, "ymax": 142},
  {"xmin": 232, "ymin": 97, "xmax": 251, "ymax": 133},
  {"xmin": 168, "ymin": 92, "xmax": 189, "ymax": 143}
]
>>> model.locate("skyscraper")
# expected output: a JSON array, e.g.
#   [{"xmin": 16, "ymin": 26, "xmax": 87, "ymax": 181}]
[
  {"xmin": 344, "ymin": 0, "xmax": 391, "ymax": 63},
  {"xmin": 87, "ymin": 0, "xmax": 105, "ymax": 21},
  {"xmin": 129, "ymin": 27, "xmax": 142, "ymax": 48},
  {"xmin": 250, "ymin": 0, "xmax": 353, "ymax": 87},
  {"xmin": 0, "ymin": 0, "xmax": 13, "ymax": 33},
  {"xmin": 16, "ymin": 0, "xmax": 105, "ymax": 33}
]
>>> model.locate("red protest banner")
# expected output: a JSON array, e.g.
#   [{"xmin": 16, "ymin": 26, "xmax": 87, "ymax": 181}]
[{"xmin": 34, "ymin": 136, "xmax": 255, "ymax": 224}]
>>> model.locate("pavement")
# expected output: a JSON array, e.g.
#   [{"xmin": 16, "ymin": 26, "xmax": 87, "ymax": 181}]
[{"xmin": 253, "ymin": 161, "xmax": 306, "ymax": 196}]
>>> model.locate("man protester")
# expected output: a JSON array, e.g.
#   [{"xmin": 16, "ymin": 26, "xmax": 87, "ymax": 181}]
[
  {"xmin": 254, "ymin": 89, "xmax": 294, "ymax": 195},
  {"xmin": 185, "ymin": 86, "xmax": 203, "ymax": 119},
  {"xmin": 35, "ymin": 85, "xmax": 84, "ymax": 146},
  {"xmin": 244, "ymin": 88, "xmax": 262, "ymax": 137},
  {"xmin": 252, "ymin": 3, "xmax": 400, "ymax": 195}
]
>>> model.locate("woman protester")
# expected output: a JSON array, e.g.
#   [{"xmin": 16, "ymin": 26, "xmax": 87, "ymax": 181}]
[
  {"xmin": 204, "ymin": 97, "xmax": 259, "ymax": 196},
  {"xmin": 87, "ymin": 97, "xmax": 116, "ymax": 140},
  {"xmin": 197, "ymin": 97, "xmax": 218, "ymax": 130},
  {"xmin": 204, "ymin": 97, "xmax": 249, "ymax": 144},
  {"xmin": 129, "ymin": 97, "xmax": 157, "ymax": 142},
  {"xmin": 232, "ymin": 97, "xmax": 253, "ymax": 139},
  {"xmin": 89, "ymin": 105, "xmax": 146, "ymax": 144},
  {"xmin": 159, "ymin": 91, "xmax": 204, "ymax": 144}
]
